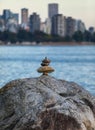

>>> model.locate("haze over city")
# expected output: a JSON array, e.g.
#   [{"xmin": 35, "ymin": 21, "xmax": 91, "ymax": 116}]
[{"xmin": 0, "ymin": 0, "xmax": 95, "ymax": 28}]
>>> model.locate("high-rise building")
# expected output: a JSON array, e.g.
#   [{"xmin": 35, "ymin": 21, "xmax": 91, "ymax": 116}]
[
  {"xmin": 21, "ymin": 8, "xmax": 28, "ymax": 24},
  {"xmin": 40, "ymin": 22, "xmax": 46, "ymax": 33},
  {"xmin": 3, "ymin": 9, "xmax": 12, "ymax": 22},
  {"xmin": 40, "ymin": 18, "xmax": 51, "ymax": 34},
  {"xmin": 76, "ymin": 20, "xmax": 86, "ymax": 33},
  {"xmin": 6, "ymin": 17, "xmax": 18, "ymax": 33},
  {"xmin": 0, "ymin": 18, "xmax": 5, "ymax": 32},
  {"xmin": 3, "ymin": 9, "xmax": 19, "ymax": 27},
  {"xmin": 51, "ymin": 14, "xmax": 66, "ymax": 37},
  {"xmin": 45, "ymin": 18, "xmax": 51, "ymax": 34},
  {"xmin": 13, "ymin": 13, "xmax": 19, "ymax": 24},
  {"xmin": 66, "ymin": 17, "xmax": 76, "ymax": 37},
  {"xmin": 48, "ymin": 3, "xmax": 58, "ymax": 19},
  {"xmin": 29, "ymin": 12, "xmax": 41, "ymax": 33}
]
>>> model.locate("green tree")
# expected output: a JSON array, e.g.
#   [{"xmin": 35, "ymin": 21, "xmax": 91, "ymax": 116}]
[
  {"xmin": 64, "ymin": 35, "xmax": 72, "ymax": 42},
  {"xmin": 17, "ymin": 29, "xmax": 33, "ymax": 42},
  {"xmin": 83, "ymin": 30, "xmax": 92, "ymax": 42},
  {"xmin": 73, "ymin": 31, "xmax": 83, "ymax": 42},
  {"xmin": 92, "ymin": 32, "xmax": 95, "ymax": 42}
]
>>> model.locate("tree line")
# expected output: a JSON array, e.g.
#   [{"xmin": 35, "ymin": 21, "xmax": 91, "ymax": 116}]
[{"xmin": 0, "ymin": 29, "xmax": 95, "ymax": 44}]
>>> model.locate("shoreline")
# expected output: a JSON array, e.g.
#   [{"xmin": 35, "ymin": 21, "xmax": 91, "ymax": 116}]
[
  {"xmin": 41, "ymin": 41, "xmax": 95, "ymax": 46},
  {"xmin": 0, "ymin": 41, "xmax": 95, "ymax": 46}
]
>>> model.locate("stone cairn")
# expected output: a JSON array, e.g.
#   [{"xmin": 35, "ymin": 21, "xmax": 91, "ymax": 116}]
[{"xmin": 37, "ymin": 57, "xmax": 54, "ymax": 75}]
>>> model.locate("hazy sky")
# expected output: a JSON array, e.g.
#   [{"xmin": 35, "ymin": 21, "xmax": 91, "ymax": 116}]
[{"xmin": 0, "ymin": 0, "xmax": 95, "ymax": 28}]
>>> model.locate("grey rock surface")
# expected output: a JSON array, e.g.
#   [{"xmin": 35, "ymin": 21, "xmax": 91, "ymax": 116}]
[{"xmin": 0, "ymin": 75, "xmax": 95, "ymax": 130}]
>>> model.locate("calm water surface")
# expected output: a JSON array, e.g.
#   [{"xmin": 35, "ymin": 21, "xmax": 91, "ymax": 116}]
[{"xmin": 0, "ymin": 45, "xmax": 95, "ymax": 95}]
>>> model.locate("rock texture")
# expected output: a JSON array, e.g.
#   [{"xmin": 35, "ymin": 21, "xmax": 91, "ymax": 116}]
[{"xmin": 0, "ymin": 75, "xmax": 95, "ymax": 130}]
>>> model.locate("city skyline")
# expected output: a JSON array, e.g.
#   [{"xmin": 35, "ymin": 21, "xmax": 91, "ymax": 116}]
[{"xmin": 0, "ymin": 0, "xmax": 95, "ymax": 28}]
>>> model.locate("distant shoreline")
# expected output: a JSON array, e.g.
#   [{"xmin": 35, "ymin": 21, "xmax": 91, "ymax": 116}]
[
  {"xmin": 0, "ymin": 41, "xmax": 95, "ymax": 46},
  {"xmin": 41, "ymin": 42, "xmax": 95, "ymax": 46}
]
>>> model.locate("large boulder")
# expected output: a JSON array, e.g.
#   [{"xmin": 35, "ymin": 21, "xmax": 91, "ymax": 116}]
[{"xmin": 0, "ymin": 75, "xmax": 95, "ymax": 130}]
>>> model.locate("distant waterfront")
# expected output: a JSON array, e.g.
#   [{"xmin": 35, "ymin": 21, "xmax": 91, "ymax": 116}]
[
  {"xmin": 0, "ymin": 45, "xmax": 95, "ymax": 95},
  {"xmin": 0, "ymin": 41, "xmax": 95, "ymax": 46}
]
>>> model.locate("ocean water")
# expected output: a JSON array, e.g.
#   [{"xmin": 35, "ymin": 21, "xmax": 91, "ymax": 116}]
[{"xmin": 0, "ymin": 45, "xmax": 95, "ymax": 95}]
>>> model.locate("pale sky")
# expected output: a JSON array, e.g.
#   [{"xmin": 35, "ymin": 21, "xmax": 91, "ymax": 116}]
[{"xmin": 0, "ymin": 0, "xmax": 95, "ymax": 28}]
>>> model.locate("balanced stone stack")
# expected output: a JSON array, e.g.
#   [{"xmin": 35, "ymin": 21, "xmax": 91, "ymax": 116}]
[{"xmin": 0, "ymin": 58, "xmax": 95, "ymax": 130}]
